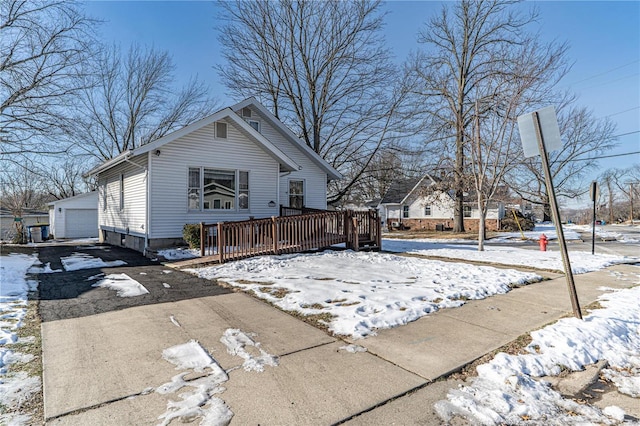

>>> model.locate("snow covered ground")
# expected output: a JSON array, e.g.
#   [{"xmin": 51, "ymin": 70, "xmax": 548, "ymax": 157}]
[
  {"xmin": 2, "ymin": 235, "xmax": 638, "ymax": 425},
  {"xmin": 436, "ymin": 281, "xmax": 640, "ymax": 425},
  {"xmin": 190, "ymin": 251, "xmax": 541, "ymax": 339},
  {"xmin": 490, "ymin": 223, "xmax": 582, "ymax": 242},
  {"xmin": 382, "ymin": 240, "xmax": 635, "ymax": 274},
  {"xmin": 567, "ymin": 224, "xmax": 640, "ymax": 244},
  {"xmin": 0, "ymin": 253, "xmax": 41, "ymax": 425}
]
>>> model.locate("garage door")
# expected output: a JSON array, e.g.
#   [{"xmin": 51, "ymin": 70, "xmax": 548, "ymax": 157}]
[{"xmin": 64, "ymin": 209, "xmax": 98, "ymax": 238}]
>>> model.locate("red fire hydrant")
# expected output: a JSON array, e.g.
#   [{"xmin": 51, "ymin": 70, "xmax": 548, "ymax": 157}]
[{"xmin": 539, "ymin": 234, "xmax": 548, "ymax": 251}]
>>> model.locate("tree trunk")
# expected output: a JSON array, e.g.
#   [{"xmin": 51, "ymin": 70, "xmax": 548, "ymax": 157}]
[
  {"xmin": 453, "ymin": 126, "xmax": 465, "ymax": 233},
  {"xmin": 606, "ymin": 178, "xmax": 614, "ymax": 224},
  {"xmin": 477, "ymin": 195, "xmax": 486, "ymax": 252},
  {"xmin": 541, "ymin": 196, "xmax": 552, "ymax": 222}
]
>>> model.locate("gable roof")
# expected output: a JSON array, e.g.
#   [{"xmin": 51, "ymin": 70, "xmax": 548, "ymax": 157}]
[
  {"xmin": 380, "ymin": 174, "xmax": 439, "ymax": 205},
  {"xmin": 47, "ymin": 191, "xmax": 98, "ymax": 207},
  {"xmin": 85, "ymin": 105, "xmax": 301, "ymax": 177},
  {"xmin": 0, "ymin": 208, "xmax": 48, "ymax": 217},
  {"xmin": 231, "ymin": 98, "xmax": 342, "ymax": 181}
]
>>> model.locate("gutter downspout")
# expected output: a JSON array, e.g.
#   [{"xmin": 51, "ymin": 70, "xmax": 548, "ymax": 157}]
[{"xmin": 144, "ymin": 152, "xmax": 151, "ymax": 256}]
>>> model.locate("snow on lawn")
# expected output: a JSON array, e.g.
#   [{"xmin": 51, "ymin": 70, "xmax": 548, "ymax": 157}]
[
  {"xmin": 156, "ymin": 330, "xmax": 277, "ymax": 425},
  {"xmin": 436, "ymin": 281, "xmax": 640, "ymax": 425},
  {"xmin": 567, "ymin": 224, "xmax": 640, "ymax": 244},
  {"xmin": 189, "ymin": 250, "xmax": 541, "ymax": 339},
  {"xmin": 0, "ymin": 253, "xmax": 41, "ymax": 425},
  {"xmin": 490, "ymin": 223, "xmax": 582, "ymax": 242},
  {"xmin": 60, "ymin": 252, "xmax": 126, "ymax": 271},
  {"xmin": 383, "ymin": 240, "xmax": 634, "ymax": 274},
  {"xmin": 89, "ymin": 273, "xmax": 149, "ymax": 297}
]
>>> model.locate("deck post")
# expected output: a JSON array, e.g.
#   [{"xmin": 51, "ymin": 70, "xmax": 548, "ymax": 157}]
[
  {"xmin": 271, "ymin": 216, "xmax": 278, "ymax": 254},
  {"xmin": 343, "ymin": 211, "xmax": 350, "ymax": 249},
  {"xmin": 200, "ymin": 222, "xmax": 205, "ymax": 257},
  {"xmin": 352, "ymin": 216, "xmax": 359, "ymax": 251},
  {"xmin": 217, "ymin": 222, "xmax": 225, "ymax": 264},
  {"xmin": 376, "ymin": 211, "xmax": 382, "ymax": 249}
]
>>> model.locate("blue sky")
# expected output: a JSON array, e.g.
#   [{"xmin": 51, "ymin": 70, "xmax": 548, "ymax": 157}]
[{"xmin": 84, "ymin": 1, "xmax": 639, "ymax": 199}]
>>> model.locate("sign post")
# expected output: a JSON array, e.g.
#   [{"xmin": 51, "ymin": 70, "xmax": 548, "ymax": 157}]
[
  {"xmin": 590, "ymin": 181, "xmax": 598, "ymax": 255},
  {"xmin": 518, "ymin": 106, "xmax": 582, "ymax": 320}
]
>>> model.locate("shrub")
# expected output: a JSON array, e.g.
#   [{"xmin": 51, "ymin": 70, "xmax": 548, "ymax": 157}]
[{"xmin": 182, "ymin": 223, "xmax": 200, "ymax": 249}]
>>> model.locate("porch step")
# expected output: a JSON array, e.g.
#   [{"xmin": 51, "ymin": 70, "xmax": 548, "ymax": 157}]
[{"xmin": 165, "ymin": 255, "xmax": 220, "ymax": 269}]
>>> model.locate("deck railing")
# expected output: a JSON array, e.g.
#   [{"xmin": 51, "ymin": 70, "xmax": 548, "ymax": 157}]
[{"xmin": 199, "ymin": 209, "xmax": 381, "ymax": 263}]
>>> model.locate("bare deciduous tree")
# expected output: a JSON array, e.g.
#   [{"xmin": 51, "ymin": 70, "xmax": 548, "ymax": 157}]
[
  {"xmin": 35, "ymin": 158, "xmax": 92, "ymax": 200},
  {"xmin": 0, "ymin": 0, "xmax": 94, "ymax": 161},
  {"xmin": 218, "ymin": 0, "xmax": 405, "ymax": 204},
  {"xmin": 597, "ymin": 165, "xmax": 640, "ymax": 223},
  {"xmin": 70, "ymin": 44, "xmax": 218, "ymax": 161},
  {"xmin": 409, "ymin": 0, "xmax": 570, "ymax": 232},
  {"xmin": 0, "ymin": 163, "xmax": 51, "ymax": 241}
]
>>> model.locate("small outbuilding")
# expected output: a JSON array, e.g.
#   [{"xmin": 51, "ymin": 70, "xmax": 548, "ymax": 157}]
[{"xmin": 48, "ymin": 192, "xmax": 99, "ymax": 239}]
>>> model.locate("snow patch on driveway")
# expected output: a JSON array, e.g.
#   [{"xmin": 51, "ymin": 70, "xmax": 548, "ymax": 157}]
[
  {"xmin": 90, "ymin": 273, "xmax": 149, "ymax": 297},
  {"xmin": 61, "ymin": 252, "xmax": 126, "ymax": 271}
]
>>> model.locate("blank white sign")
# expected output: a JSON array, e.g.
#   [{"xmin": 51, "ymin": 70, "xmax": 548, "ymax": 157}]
[{"xmin": 517, "ymin": 105, "xmax": 562, "ymax": 158}]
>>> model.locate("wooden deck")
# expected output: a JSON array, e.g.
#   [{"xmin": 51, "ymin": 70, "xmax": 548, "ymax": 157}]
[{"xmin": 189, "ymin": 209, "xmax": 381, "ymax": 266}]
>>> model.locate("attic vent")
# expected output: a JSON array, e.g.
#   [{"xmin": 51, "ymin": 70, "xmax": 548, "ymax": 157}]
[
  {"xmin": 216, "ymin": 121, "xmax": 227, "ymax": 139},
  {"xmin": 242, "ymin": 107, "xmax": 252, "ymax": 118}
]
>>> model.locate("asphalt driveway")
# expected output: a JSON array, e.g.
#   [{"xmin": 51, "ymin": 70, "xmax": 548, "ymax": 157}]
[{"xmin": 34, "ymin": 243, "xmax": 231, "ymax": 322}]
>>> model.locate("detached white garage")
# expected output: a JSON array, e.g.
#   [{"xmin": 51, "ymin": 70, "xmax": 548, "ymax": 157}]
[{"xmin": 48, "ymin": 192, "xmax": 99, "ymax": 239}]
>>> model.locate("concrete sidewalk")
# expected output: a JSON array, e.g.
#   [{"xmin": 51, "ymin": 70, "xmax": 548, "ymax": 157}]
[{"xmin": 41, "ymin": 263, "xmax": 639, "ymax": 425}]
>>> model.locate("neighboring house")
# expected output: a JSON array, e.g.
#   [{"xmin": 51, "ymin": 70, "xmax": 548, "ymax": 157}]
[
  {"xmin": 378, "ymin": 175, "xmax": 505, "ymax": 231},
  {"xmin": 48, "ymin": 192, "xmax": 99, "ymax": 239},
  {"xmin": 84, "ymin": 98, "xmax": 342, "ymax": 254},
  {"xmin": 0, "ymin": 208, "xmax": 49, "ymax": 242}
]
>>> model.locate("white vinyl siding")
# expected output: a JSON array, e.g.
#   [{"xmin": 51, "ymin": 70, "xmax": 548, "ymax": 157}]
[
  {"xmin": 148, "ymin": 119, "xmax": 280, "ymax": 239},
  {"xmin": 98, "ymin": 155, "xmax": 147, "ymax": 237},
  {"xmin": 255, "ymin": 113, "xmax": 329, "ymax": 210}
]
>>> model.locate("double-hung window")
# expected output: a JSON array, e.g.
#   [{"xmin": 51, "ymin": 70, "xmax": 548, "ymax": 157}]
[
  {"xmin": 402, "ymin": 206, "xmax": 409, "ymax": 218},
  {"xmin": 288, "ymin": 180, "xmax": 304, "ymax": 209},
  {"xmin": 463, "ymin": 205, "xmax": 472, "ymax": 218},
  {"xmin": 424, "ymin": 205, "xmax": 432, "ymax": 216},
  {"xmin": 188, "ymin": 168, "xmax": 249, "ymax": 211}
]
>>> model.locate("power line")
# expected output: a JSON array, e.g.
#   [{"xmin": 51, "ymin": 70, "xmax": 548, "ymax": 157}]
[
  {"xmin": 576, "ymin": 73, "xmax": 639, "ymax": 91},
  {"xmin": 566, "ymin": 150, "xmax": 640, "ymax": 163},
  {"xmin": 566, "ymin": 59, "xmax": 639, "ymax": 86},
  {"xmin": 605, "ymin": 106, "xmax": 640, "ymax": 118},
  {"xmin": 612, "ymin": 130, "xmax": 640, "ymax": 138}
]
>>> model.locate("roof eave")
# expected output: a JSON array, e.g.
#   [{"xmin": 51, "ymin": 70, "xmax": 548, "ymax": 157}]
[{"xmin": 231, "ymin": 98, "xmax": 342, "ymax": 181}]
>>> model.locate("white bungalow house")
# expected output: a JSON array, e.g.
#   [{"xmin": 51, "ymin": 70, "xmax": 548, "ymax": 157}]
[
  {"xmin": 48, "ymin": 192, "xmax": 99, "ymax": 239},
  {"xmin": 84, "ymin": 98, "xmax": 341, "ymax": 254},
  {"xmin": 379, "ymin": 175, "xmax": 505, "ymax": 232}
]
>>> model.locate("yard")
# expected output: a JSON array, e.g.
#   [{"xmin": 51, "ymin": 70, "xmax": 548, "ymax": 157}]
[{"xmin": 1, "ymin": 229, "xmax": 639, "ymax": 425}]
